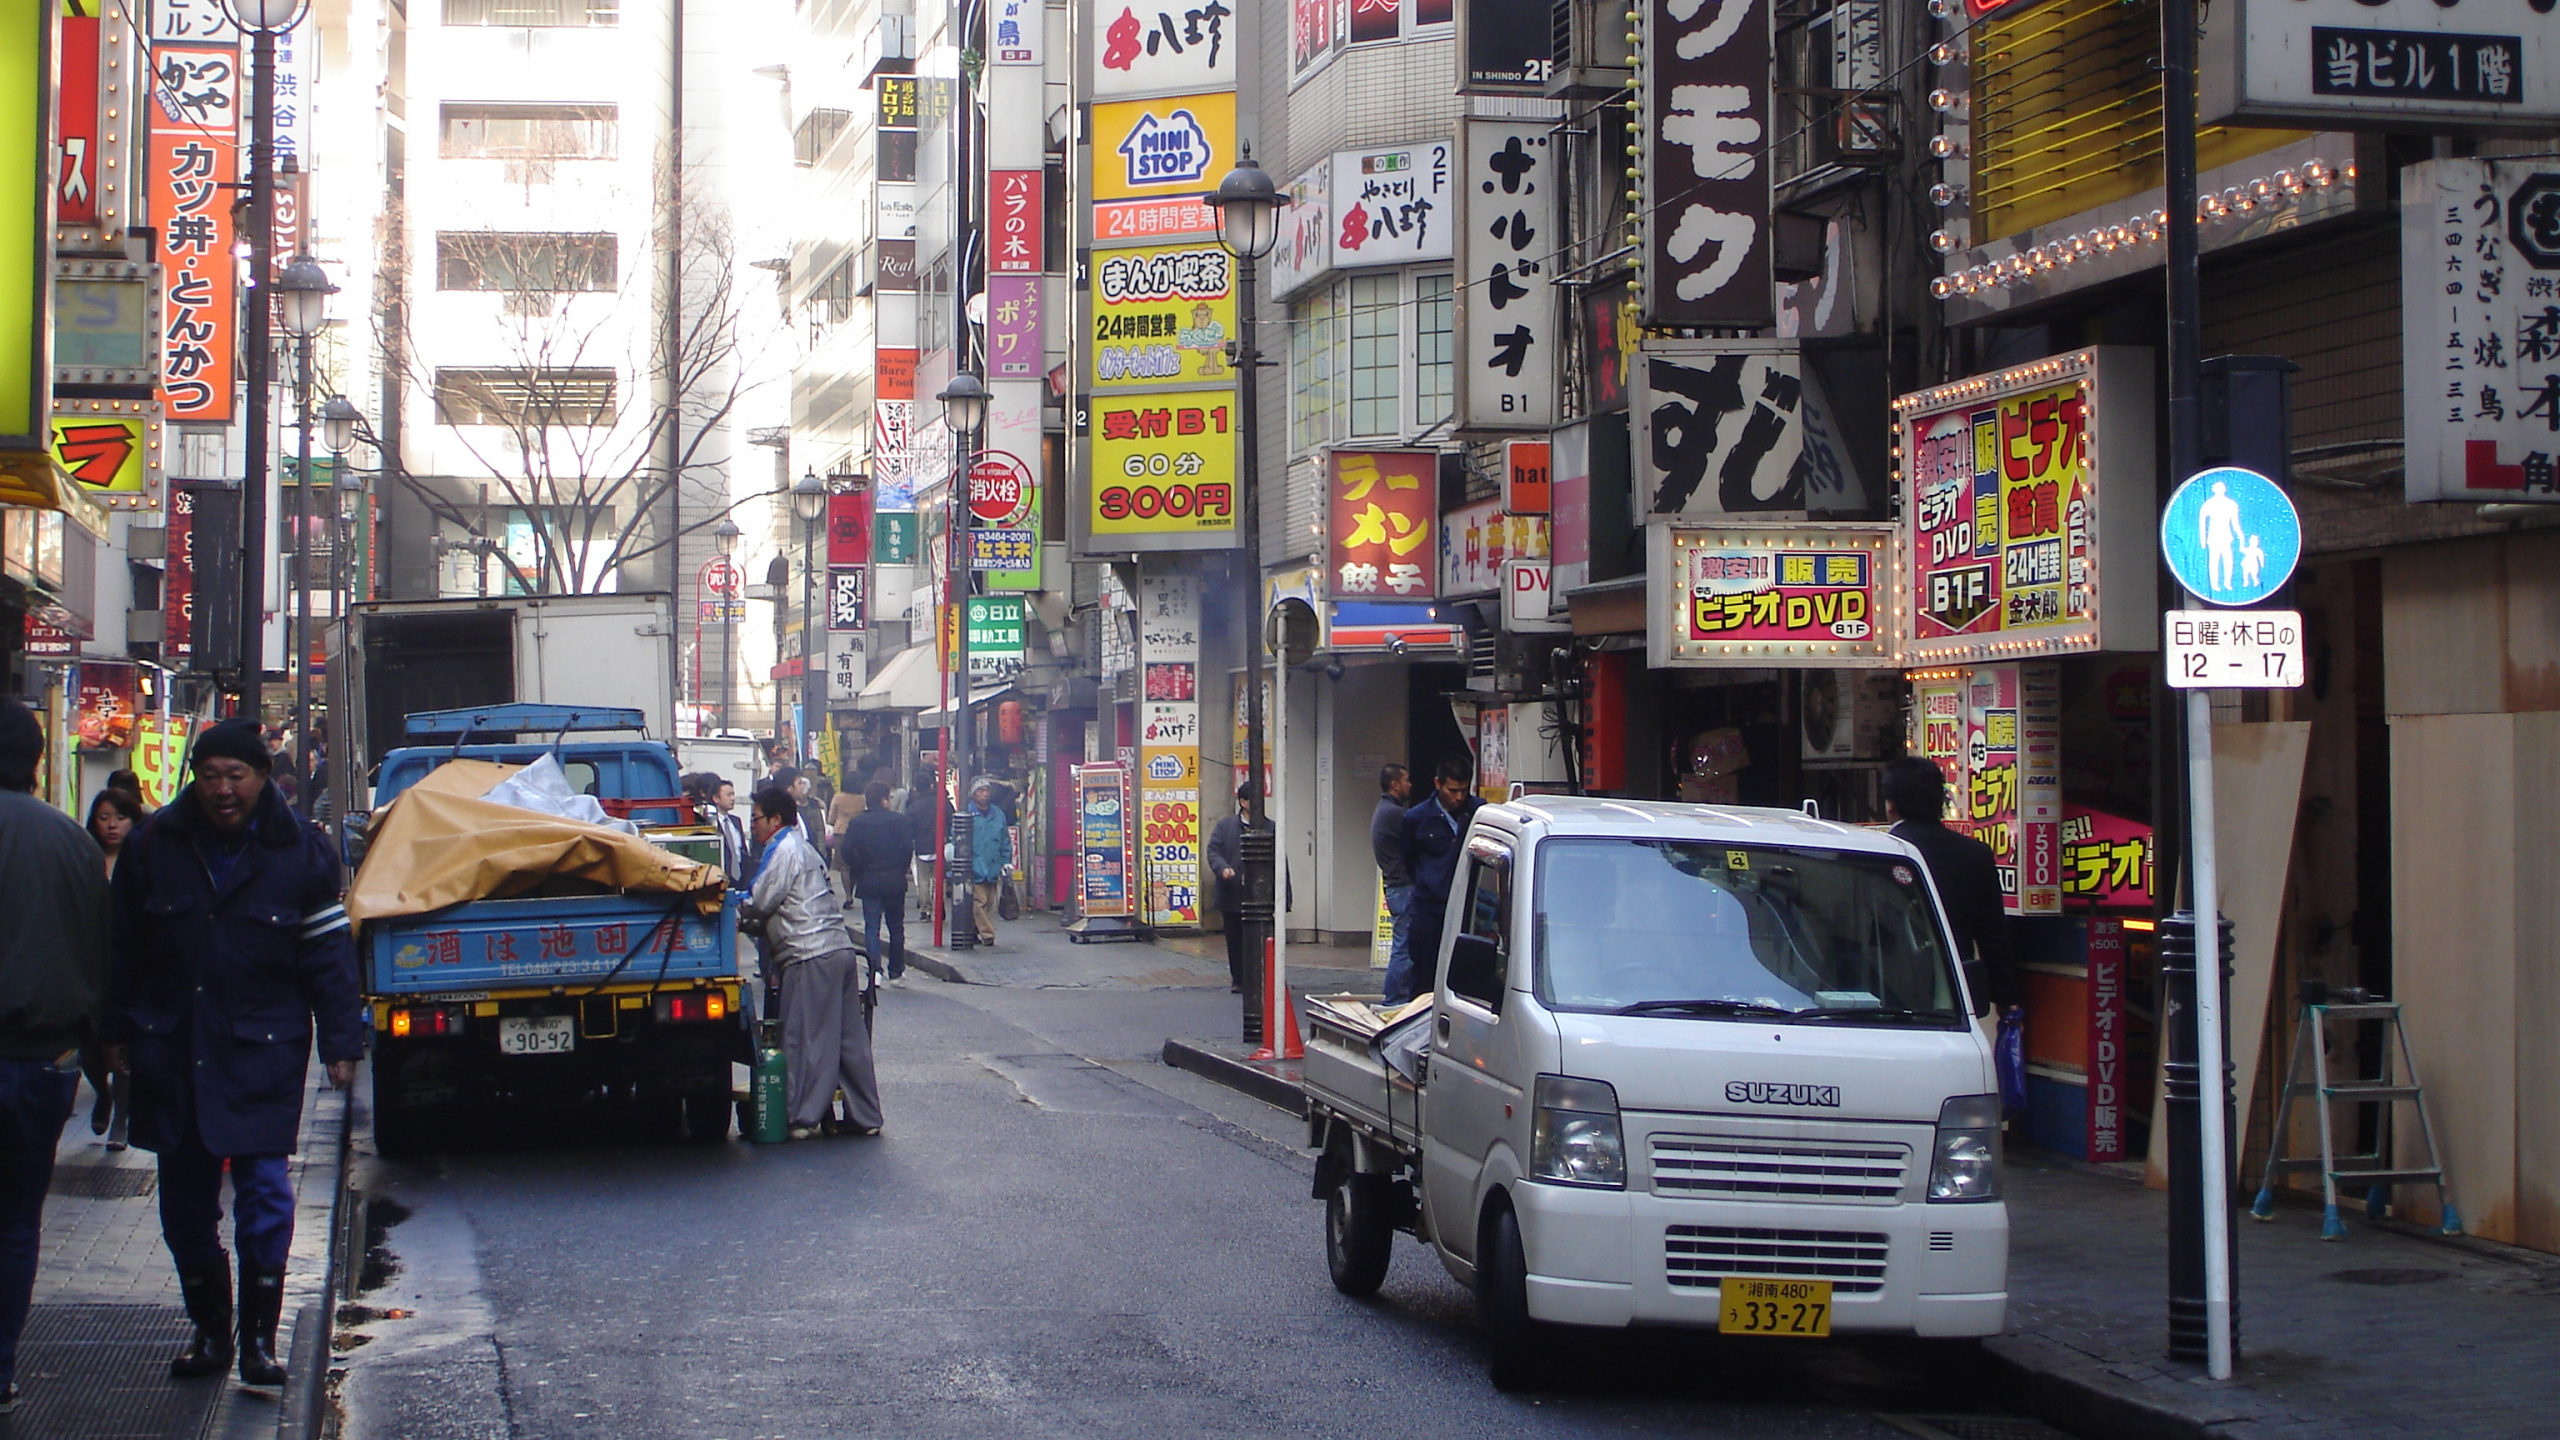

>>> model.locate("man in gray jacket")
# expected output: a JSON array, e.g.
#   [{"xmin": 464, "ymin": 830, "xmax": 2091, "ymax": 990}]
[
  {"xmin": 1369, "ymin": 764, "xmax": 1416, "ymax": 1003},
  {"xmin": 0, "ymin": 700, "xmax": 111, "ymax": 1407},
  {"xmin": 740, "ymin": 788, "xmax": 881, "ymax": 1139}
]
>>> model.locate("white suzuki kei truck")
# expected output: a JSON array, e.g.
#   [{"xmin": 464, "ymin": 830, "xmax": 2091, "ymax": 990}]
[{"xmin": 1300, "ymin": 796, "xmax": 2007, "ymax": 1388}]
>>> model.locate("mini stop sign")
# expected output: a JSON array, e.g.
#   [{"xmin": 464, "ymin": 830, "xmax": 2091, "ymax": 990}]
[{"xmin": 968, "ymin": 451, "xmax": 1035, "ymax": 527}]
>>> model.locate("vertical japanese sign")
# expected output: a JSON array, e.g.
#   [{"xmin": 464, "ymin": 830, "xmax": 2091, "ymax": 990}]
[
  {"xmin": 1076, "ymin": 762, "xmax": 1135, "ymax": 918},
  {"xmin": 56, "ymin": 14, "xmax": 99, "ymax": 226},
  {"xmin": 2402, "ymin": 159, "xmax": 2560, "ymax": 503},
  {"xmin": 1906, "ymin": 374, "xmax": 2089, "ymax": 643},
  {"xmin": 271, "ymin": 18, "xmax": 312, "ymax": 172},
  {"xmin": 1290, "ymin": 0, "xmax": 1343, "ymax": 84},
  {"xmin": 130, "ymin": 715, "xmax": 194, "ymax": 808},
  {"xmin": 1269, "ymin": 161, "xmax": 1333, "ymax": 297},
  {"xmin": 1091, "ymin": 243, "xmax": 1232, "ymax": 388},
  {"xmin": 149, "ymin": 37, "xmax": 239, "ymax": 422},
  {"xmin": 2017, "ymin": 659, "xmax": 2061, "ymax": 913},
  {"xmin": 1331, "ymin": 143, "xmax": 1452, "ymax": 268},
  {"xmin": 1327, "ymin": 450, "xmax": 1437, "ymax": 599},
  {"xmin": 1458, "ymin": 121, "xmax": 1557, "ymax": 428},
  {"xmin": 1641, "ymin": 0, "xmax": 1771, "ymax": 328},
  {"xmin": 990, "ymin": 169, "xmax": 1044, "ymax": 273},
  {"xmin": 986, "ymin": 274, "xmax": 1044, "ymax": 379},
  {"xmin": 1637, "ymin": 340, "xmax": 1804, "ymax": 518},
  {"xmin": 2085, "ymin": 917, "xmax": 2127, "ymax": 1163},
  {"xmin": 992, "ymin": 0, "xmax": 1045, "ymax": 63},
  {"xmin": 964, "ymin": 595, "xmax": 1028, "ymax": 683},
  {"xmin": 827, "ymin": 489, "xmax": 872, "ymax": 565},
  {"xmin": 827, "ymin": 567, "xmax": 867, "ymax": 631},
  {"xmin": 1093, "ymin": 0, "xmax": 1237, "ymax": 98},
  {"xmin": 1, "ymin": 0, "xmax": 50, "ymax": 463},
  {"xmin": 165, "ymin": 482, "xmax": 197, "ymax": 657},
  {"xmin": 1930, "ymin": 661, "xmax": 2062, "ymax": 916},
  {"xmin": 1136, "ymin": 570, "xmax": 1202, "ymax": 929}
]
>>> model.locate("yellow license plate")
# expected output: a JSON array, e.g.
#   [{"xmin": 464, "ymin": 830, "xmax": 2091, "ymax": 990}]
[{"xmin": 1717, "ymin": 1278, "xmax": 1833, "ymax": 1336}]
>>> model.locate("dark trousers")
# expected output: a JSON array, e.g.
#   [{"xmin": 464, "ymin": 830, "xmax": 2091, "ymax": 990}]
[
  {"xmin": 861, "ymin": 895, "xmax": 907, "ymax": 979},
  {"xmin": 1222, "ymin": 908, "xmax": 1251, "ymax": 991},
  {"xmin": 0, "ymin": 1060, "xmax": 74, "ymax": 1386},
  {"xmin": 1407, "ymin": 902, "xmax": 1448, "ymax": 997},
  {"xmin": 159, "ymin": 1149, "xmax": 294, "ymax": 1272}
]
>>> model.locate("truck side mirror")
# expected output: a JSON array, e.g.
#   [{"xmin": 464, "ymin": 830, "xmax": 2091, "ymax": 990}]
[{"xmin": 1446, "ymin": 932, "xmax": 1504, "ymax": 1012}]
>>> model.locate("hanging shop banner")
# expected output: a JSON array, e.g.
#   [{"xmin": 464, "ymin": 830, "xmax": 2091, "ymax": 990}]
[
  {"xmin": 1075, "ymin": 762, "xmax": 1136, "ymax": 918},
  {"xmin": 1505, "ymin": 439, "xmax": 1551, "ymax": 514},
  {"xmin": 1093, "ymin": 0, "xmax": 1237, "ymax": 99},
  {"xmin": 827, "ymin": 566, "xmax": 867, "ymax": 631},
  {"xmin": 875, "ymin": 510, "xmax": 918, "ymax": 565},
  {"xmin": 2202, "ymin": 0, "xmax": 2558, "ymax": 130},
  {"xmin": 826, "ymin": 490, "xmax": 872, "ymax": 565},
  {"xmin": 1636, "ymin": 339, "xmax": 1804, "ymax": 519},
  {"xmin": 1331, "ymin": 143, "xmax": 1453, "ymax": 268},
  {"xmin": 2061, "ymin": 803, "xmax": 2155, "ymax": 911},
  {"xmin": 56, "ymin": 15, "xmax": 99, "ymax": 227},
  {"xmin": 50, "ymin": 403, "xmax": 161, "ymax": 506},
  {"xmin": 1894, "ymin": 347, "xmax": 2158, "ymax": 665},
  {"xmin": 990, "ymin": 170, "xmax": 1044, "ymax": 273},
  {"xmin": 1090, "ymin": 243, "xmax": 1235, "ymax": 389},
  {"xmin": 2402, "ymin": 159, "xmax": 2560, "ymax": 504},
  {"xmin": 1640, "ymin": 0, "xmax": 1770, "ymax": 329},
  {"xmin": 149, "ymin": 39, "xmax": 239, "ymax": 423},
  {"xmin": 1090, "ymin": 391, "xmax": 1237, "ymax": 539},
  {"xmin": 1439, "ymin": 498, "xmax": 1549, "ymax": 598},
  {"xmin": 1909, "ymin": 661, "xmax": 2061, "ymax": 916},
  {"xmin": 1327, "ymin": 450, "xmax": 1438, "ymax": 599},
  {"xmin": 1644, "ymin": 525, "xmax": 1896, "ymax": 667},
  {"xmin": 992, "ymin": 0, "xmax": 1045, "ymax": 64},
  {"xmin": 2084, "ymin": 918, "xmax": 2128, "ymax": 1163},
  {"xmin": 130, "ymin": 714, "xmax": 195, "ymax": 808},
  {"xmin": 1290, "ymin": 0, "xmax": 1344, "ymax": 85},
  {"xmin": 965, "ymin": 595, "xmax": 1027, "ymax": 683},
  {"xmin": 1457, "ymin": 121, "xmax": 1558, "ymax": 430},
  {"xmin": 987, "ymin": 274, "xmax": 1043, "ymax": 380},
  {"xmin": 1091, "ymin": 92, "xmax": 1232, "ymax": 243},
  {"xmin": 874, "ymin": 398, "xmax": 915, "ymax": 511},
  {"xmin": 1136, "ymin": 569, "xmax": 1202, "ymax": 928},
  {"xmin": 76, "ymin": 661, "xmax": 139, "ymax": 750},
  {"xmin": 1458, "ymin": 0, "xmax": 1553, "ymax": 93}
]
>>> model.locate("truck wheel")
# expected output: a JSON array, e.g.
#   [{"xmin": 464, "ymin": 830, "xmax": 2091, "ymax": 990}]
[
  {"xmin": 683, "ymin": 1091, "xmax": 733, "ymax": 1143},
  {"xmin": 1325, "ymin": 1171, "xmax": 1394, "ymax": 1297},
  {"xmin": 371, "ymin": 1053, "xmax": 423, "ymax": 1159},
  {"xmin": 1479, "ymin": 1204, "xmax": 1551, "ymax": 1391}
]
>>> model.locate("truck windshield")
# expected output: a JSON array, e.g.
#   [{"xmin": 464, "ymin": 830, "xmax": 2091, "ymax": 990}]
[{"xmin": 1533, "ymin": 839, "xmax": 1962, "ymax": 1025}]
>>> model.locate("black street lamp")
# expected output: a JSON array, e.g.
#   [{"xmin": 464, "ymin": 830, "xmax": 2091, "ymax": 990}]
[
  {"xmin": 792, "ymin": 468, "xmax": 827, "ymax": 758},
  {"xmin": 276, "ymin": 254, "xmax": 335, "ymax": 816},
  {"xmin": 1206, "ymin": 147, "xmax": 1281, "ymax": 1040},
  {"xmin": 934, "ymin": 372, "xmax": 986, "ymax": 948}
]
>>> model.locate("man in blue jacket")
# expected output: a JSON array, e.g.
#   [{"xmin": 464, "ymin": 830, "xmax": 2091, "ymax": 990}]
[
  {"xmin": 1394, "ymin": 757, "xmax": 1481, "ymax": 1004},
  {"xmin": 103, "ymin": 718, "xmax": 363, "ymax": 1388}
]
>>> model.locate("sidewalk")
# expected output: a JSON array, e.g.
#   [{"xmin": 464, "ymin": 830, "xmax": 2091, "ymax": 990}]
[
  {"xmin": 904, "ymin": 905, "xmax": 1381, "ymax": 997},
  {"xmin": 13, "ymin": 1064, "xmax": 352, "ymax": 1440}
]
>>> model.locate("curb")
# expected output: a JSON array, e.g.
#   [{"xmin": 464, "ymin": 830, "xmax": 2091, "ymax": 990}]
[
  {"xmin": 1161, "ymin": 1038, "xmax": 1307, "ymax": 1117},
  {"xmin": 901, "ymin": 945, "xmax": 975, "ymax": 985}
]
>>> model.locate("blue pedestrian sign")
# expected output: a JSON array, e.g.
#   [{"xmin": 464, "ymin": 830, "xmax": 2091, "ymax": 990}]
[{"xmin": 2161, "ymin": 466, "xmax": 2300, "ymax": 607}]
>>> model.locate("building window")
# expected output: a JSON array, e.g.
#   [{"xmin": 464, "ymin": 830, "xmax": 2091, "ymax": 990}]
[
  {"xmin": 793, "ymin": 109, "xmax": 852, "ymax": 167},
  {"xmin": 432, "ymin": 368, "xmax": 618, "ymax": 427},
  {"xmin": 1348, "ymin": 274, "xmax": 1400, "ymax": 437},
  {"xmin": 442, "ymin": 0, "xmax": 620, "ymax": 24},
  {"xmin": 435, "ymin": 232, "xmax": 618, "ymax": 292},
  {"xmin": 439, "ymin": 103, "xmax": 619, "ymax": 160},
  {"xmin": 1416, "ymin": 272, "xmax": 1454, "ymax": 430},
  {"xmin": 1290, "ymin": 283, "xmax": 1342, "ymax": 454}
]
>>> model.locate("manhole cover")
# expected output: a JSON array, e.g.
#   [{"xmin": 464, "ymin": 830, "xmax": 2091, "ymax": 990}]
[
  {"xmin": 48, "ymin": 1166, "xmax": 156, "ymax": 1199},
  {"xmin": 3, "ymin": 1305, "xmax": 219, "ymax": 1439},
  {"xmin": 2326, "ymin": 1267, "xmax": 2453, "ymax": 1286}
]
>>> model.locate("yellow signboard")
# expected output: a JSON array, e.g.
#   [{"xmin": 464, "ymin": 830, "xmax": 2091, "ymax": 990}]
[
  {"xmin": 1090, "ymin": 389, "xmax": 1237, "ymax": 538},
  {"xmin": 1091, "ymin": 92, "xmax": 1235, "ymax": 203},
  {"xmin": 1, "ymin": 0, "xmax": 49, "ymax": 448},
  {"xmin": 1090, "ymin": 242, "xmax": 1236, "ymax": 390},
  {"xmin": 50, "ymin": 412, "xmax": 149, "ymax": 496}
]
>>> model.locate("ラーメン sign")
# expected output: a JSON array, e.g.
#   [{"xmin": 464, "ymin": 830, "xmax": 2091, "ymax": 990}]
[
  {"xmin": 1645, "ymin": 526, "xmax": 1898, "ymax": 667},
  {"xmin": 1893, "ymin": 348, "xmax": 2159, "ymax": 665}
]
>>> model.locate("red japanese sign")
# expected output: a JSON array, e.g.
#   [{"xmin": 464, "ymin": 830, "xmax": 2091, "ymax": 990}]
[
  {"xmin": 77, "ymin": 661, "xmax": 139, "ymax": 750},
  {"xmin": 1327, "ymin": 450, "xmax": 1437, "ymax": 600},
  {"xmin": 2060, "ymin": 803, "xmax": 2154, "ymax": 910},
  {"xmin": 150, "ymin": 42, "xmax": 240, "ymax": 422},
  {"xmin": 826, "ymin": 489, "xmax": 873, "ymax": 565},
  {"xmin": 2085, "ymin": 918, "xmax": 2127, "ymax": 1163},
  {"xmin": 991, "ymin": 169, "xmax": 1043, "ymax": 273},
  {"xmin": 165, "ymin": 483, "xmax": 197, "ymax": 658},
  {"xmin": 56, "ymin": 17, "xmax": 100, "ymax": 225}
]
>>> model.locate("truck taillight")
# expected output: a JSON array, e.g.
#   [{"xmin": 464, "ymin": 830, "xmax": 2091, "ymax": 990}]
[
  {"xmin": 390, "ymin": 1008, "xmax": 411, "ymax": 1037},
  {"xmin": 707, "ymin": 991, "xmax": 726, "ymax": 1020},
  {"xmin": 388, "ymin": 1005, "xmax": 464, "ymax": 1038},
  {"xmin": 657, "ymin": 991, "xmax": 720, "ymax": 1023}
]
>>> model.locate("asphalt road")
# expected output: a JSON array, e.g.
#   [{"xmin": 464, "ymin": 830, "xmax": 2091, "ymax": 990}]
[{"xmin": 336, "ymin": 975, "xmax": 2059, "ymax": 1440}]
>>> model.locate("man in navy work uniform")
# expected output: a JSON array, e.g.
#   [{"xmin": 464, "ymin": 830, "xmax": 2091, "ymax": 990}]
[
  {"xmin": 103, "ymin": 718, "xmax": 363, "ymax": 1388},
  {"xmin": 1393, "ymin": 757, "xmax": 1481, "ymax": 1005}
]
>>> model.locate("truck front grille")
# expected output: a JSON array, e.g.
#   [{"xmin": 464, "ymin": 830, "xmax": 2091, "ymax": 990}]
[
  {"xmin": 1663, "ymin": 1224, "xmax": 1890, "ymax": 1293},
  {"xmin": 1650, "ymin": 1135, "xmax": 1909, "ymax": 1203}
]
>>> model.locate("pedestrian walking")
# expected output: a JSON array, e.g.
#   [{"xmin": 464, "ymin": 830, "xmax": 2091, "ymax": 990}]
[
  {"xmin": 839, "ymin": 782, "xmax": 912, "ymax": 984},
  {"xmin": 738, "ymin": 788, "xmax": 882, "ymax": 1139},
  {"xmin": 1395, "ymin": 757, "xmax": 1482, "ymax": 1005},
  {"xmin": 1206, "ymin": 782, "xmax": 1269, "ymax": 995},
  {"xmin": 1881, "ymin": 758, "xmax": 2015, "ymax": 1019},
  {"xmin": 964, "ymin": 781, "xmax": 1010, "ymax": 945},
  {"xmin": 81, "ymin": 789, "xmax": 145, "ymax": 1151},
  {"xmin": 101, "ymin": 717, "xmax": 363, "ymax": 1388},
  {"xmin": 905, "ymin": 761, "xmax": 943, "ymax": 923},
  {"xmin": 0, "ymin": 701, "xmax": 113, "ymax": 1410},
  {"xmin": 1368, "ymin": 764, "xmax": 1417, "ymax": 1004}
]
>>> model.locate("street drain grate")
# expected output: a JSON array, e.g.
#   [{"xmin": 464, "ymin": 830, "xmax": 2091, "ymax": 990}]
[
  {"xmin": 48, "ymin": 1166, "xmax": 156, "ymax": 1199},
  {"xmin": 2, "ymin": 1305, "xmax": 219, "ymax": 1440},
  {"xmin": 1881, "ymin": 1416, "xmax": 2082, "ymax": 1440},
  {"xmin": 2327, "ymin": 1267, "xmax": 2453, "ymax": 1286}
]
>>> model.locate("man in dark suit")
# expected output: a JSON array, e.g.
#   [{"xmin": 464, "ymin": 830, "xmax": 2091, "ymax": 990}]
[
  {"xmin": 1394, "ymin": 757, "xmax": 1482, "ymax": 1004},
  {"xmin": 1881, "ymin": 757, "xmax": 2016, "ymax": 1017}
]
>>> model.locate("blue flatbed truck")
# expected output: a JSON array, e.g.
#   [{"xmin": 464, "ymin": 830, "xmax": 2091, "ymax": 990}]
[{"xmin": 355, "ymin": 705, "xmax": 746, "ymax": 1153}]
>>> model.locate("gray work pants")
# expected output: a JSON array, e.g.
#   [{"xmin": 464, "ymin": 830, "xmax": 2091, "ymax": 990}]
[{"xmin": 783, "ymin": 948, "xmax": 884, "ymax": 1130}]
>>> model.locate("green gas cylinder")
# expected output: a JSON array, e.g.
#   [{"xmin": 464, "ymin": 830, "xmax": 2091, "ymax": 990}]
[{"xmin": 749, "ymin": 1021, "xmax": 789, "ymax": 1143}]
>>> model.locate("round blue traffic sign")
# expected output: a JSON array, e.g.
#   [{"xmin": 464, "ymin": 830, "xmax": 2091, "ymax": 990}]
[{"xmin": 2161, "ymin": 466, "xmax": 2300, "ymax": 607}]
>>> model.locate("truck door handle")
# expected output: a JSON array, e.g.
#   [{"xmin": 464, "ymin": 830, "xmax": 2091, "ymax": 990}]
[{"xmin": 1436, "ymin": 1014, "xmax": 1452, "ymax": 1042}]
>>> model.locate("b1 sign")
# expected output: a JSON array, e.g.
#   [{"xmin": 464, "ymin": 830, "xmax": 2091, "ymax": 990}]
[{"xmin": 2203, "ymin": 0, "xmax": 2559, "ymax": 129}]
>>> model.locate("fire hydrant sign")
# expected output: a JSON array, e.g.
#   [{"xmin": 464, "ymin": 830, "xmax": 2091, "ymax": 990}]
[
  {"xmin": 968, "ymin": 451, "xmax": 1035, "ymax": 526},
  {"xmin": 2165, "ymin": 610, "xmax": 2304, "ymax": 688}
]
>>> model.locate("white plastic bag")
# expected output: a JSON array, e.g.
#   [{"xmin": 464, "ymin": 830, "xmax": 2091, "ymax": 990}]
[{"xmin": 481, "ymin": 753, "xmax": 635, "ymax": 833}]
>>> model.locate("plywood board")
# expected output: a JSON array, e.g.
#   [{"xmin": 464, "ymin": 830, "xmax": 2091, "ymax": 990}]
[
  {"xmin": 2510, "ymin": 713, "xmax": 2560, "ymax": 1251},
  {"xmin": 2381, "ymin": 540, "xmax": 2506, "ymax": 717}
]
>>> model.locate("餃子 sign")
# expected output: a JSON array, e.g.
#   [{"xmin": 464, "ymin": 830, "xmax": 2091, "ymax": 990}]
[{"xmin": 1893, "ymin": 347, "xmax": 2158, "ymax": 665}]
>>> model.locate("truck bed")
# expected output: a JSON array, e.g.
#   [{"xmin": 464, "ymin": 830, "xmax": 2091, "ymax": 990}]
[
  {"xmin": 1302, "ymin": 999, "xmax": 1431, "ymax": 1150},
  {"xmin": 368, "ymin": 891, "xmax": 732, "ymax": 996}
]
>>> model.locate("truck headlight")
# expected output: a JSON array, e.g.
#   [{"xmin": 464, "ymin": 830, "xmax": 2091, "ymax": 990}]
[
  {"xmin": 1530, "ymin": 1074, "xmax": 1626, "ymax": 1190},
  {"xmin": 1927, "ymin": 1093, "xmax": 2003, "ymax": 1202}
]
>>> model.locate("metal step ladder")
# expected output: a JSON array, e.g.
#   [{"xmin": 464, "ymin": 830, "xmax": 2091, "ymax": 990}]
[{"xmin": 2251, "ymin": 992, "xmax": 2461, "ymax": 1240}]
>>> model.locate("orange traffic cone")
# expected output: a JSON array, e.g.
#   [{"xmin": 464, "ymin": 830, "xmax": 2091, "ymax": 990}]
[{"xmin": 1250, "ymin": 937, "xmax": 1304, "ymax": 1062}]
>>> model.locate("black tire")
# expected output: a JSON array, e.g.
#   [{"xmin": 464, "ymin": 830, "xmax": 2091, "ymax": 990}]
[
  {"xmin": 682, "ymin": 1091, "xmax": 732, "ymax": 1143},
  {"xmin": 1478, "ymin": 1203, "xmax": 1549, "ymax": 1392},
  {"xmin": 1325, "ymin": 1171, "xmax": 1394, "ymax": 1297},
  {"xmin": 370, "ymin": 1046, "xmax": 423, "ymax": 1159}
]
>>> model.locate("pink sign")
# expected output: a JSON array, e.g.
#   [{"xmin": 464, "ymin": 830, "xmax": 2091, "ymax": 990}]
[
  {"xmin": 2059, "ymin": 803, "xmax": 2154, "ymax": 910},
  {"xmin": 987, "ymin": 275, "xmax": 1043, "ymax": 379}
]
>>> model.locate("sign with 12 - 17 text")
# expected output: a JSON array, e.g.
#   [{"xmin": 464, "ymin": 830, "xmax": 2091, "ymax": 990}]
[{"xmin": 2165, "ymin": 610, "xmax": 2304, "ymax": 688}]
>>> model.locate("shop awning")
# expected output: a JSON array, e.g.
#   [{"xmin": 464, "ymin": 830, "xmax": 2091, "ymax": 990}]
[
  {"xmin": 919, "ymin": 680, "xmax": 1018, "ymax": 727},
  {"xmin": 857, "ymin": 643, "xmax": 941, "ymax": 712}
]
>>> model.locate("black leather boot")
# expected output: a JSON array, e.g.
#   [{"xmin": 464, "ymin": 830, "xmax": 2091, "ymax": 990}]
[
  {"xmin": 235, "ymin": 1261, "xmax": 288, "ymax": 1386},
  {"xmin": 171, "ymin": 1262, "xmax": 234, "ymax": 1378}
]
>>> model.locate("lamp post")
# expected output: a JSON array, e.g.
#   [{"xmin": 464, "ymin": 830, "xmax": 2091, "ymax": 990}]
[
  {"xmin": 223, "ymin": 0, "xmax": 308, "ymax": 714},
  {"xmin": 791, "ymin": 468, "xmax": 827, "ymax": 758},
  {"xmin": 935, "ymin": 372, "xmax": 987, "ymax": 949},
  {"xmin": 1206, "ymin": 149, "xmax": 1281, "ymax": 1040},
  {"xmin": 320, "ymin": 394, "xmax": 359, "ymax": 824},
  {"xmin": 276, "ymin": 254, "xmax": 334, "ymax": 816},
  {"xmin": 713, "ymin": 516, "xmax": 741, "ymax": 733}
]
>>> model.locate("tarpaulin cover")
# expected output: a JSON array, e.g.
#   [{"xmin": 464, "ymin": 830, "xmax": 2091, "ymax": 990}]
[{"xmin": 346, "ymin": 759, "xmax": 724, "ymax": 923}]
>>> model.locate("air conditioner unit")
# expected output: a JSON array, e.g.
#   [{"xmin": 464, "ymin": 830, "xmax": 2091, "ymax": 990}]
[{"xmin": 1547, "ymin": 0, "xmax": 1633, "ymax": 100}]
